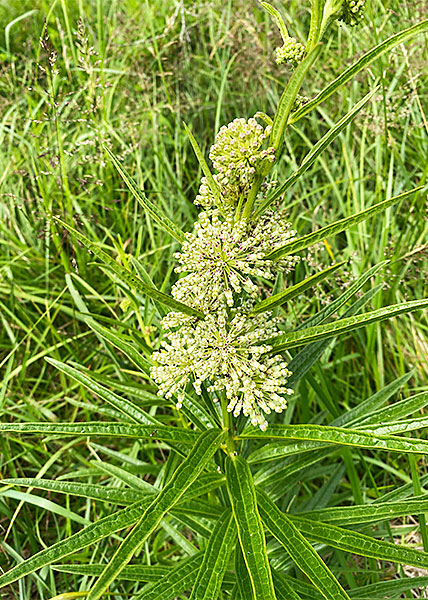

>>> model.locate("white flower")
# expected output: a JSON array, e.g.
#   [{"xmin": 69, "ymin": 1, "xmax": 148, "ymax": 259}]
[
  {"xmin": 150, "ymin": 306, "xmax": 293, "ymax": 431},
  {"xmin": 171, "ymin": 210, "xmax": 299, "ymax": 311}
]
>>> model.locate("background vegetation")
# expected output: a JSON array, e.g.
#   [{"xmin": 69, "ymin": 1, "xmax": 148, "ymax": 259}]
[{"xmin": 0, "ymin": 0, "xmax": 427, "ymax": 598}]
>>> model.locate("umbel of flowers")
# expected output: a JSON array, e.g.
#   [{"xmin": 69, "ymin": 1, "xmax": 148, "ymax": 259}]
[{"xmin": 150, "ymin": 115, "xmax": 299, "ymax": 431}]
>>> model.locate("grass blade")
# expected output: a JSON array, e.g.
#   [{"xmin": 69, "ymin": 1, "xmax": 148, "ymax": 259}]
[{"xmin": 225, "ymin": 455, "xmax": 277, "ymax": 600}]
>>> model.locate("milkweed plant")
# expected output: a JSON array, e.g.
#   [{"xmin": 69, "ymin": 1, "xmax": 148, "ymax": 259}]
[{"xmin": 1, "ymin": 2, "xmax": 428, "ymax": 600}]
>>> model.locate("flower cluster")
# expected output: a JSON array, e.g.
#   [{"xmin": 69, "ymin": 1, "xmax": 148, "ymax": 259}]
[
  {"xmin": 171, "ymin": 209, "xmax": 299, "ymax": 311},
  {"xmin": 209, "ymin": 117, "xmax": 275, "ymax": 197},
  {"xmin": 339, "ymin": 0, "xmax": 366, "ymax": 26},
  {"xmin": 151, "ymin": 306, "xmax": 293, "ymax": 431},
  {"xmin": 275, "ymin": 37, "xmax": 305, "ymax": 67}
]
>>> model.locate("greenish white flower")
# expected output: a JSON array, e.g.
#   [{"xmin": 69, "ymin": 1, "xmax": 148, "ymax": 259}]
[
  {"xmin": 171, "ymin": 209, "xmax": 299, "ymax": 311},
  {"xmin": 209, "ymin": 117, "xmax": 275, "ymax": 197},
  {"xmin": 275, "ymin": 37, "xmax": 305, "ymax": 67},
  {"xmin": 339, "ymin": 0, "xmax": 366, "ymax": 25},
  {"xmin": 150, "ymin": 306, "xmax": 293, "ymax": 431}
]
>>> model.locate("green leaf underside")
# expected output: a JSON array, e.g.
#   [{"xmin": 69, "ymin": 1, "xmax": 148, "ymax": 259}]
[
  {"xmin": 300, "ymin": 496, "xmax": 428, "ymax": 525},
  {"xmin": 271, "ymin": 44, "xmax": 321, "ymax": 155},
  {"xmin": 52, "ymin": 562, "xmax": 169, "ymax": 582},
  {"xmin": 243, "ymin": 423, "xmax": 428, "ymax": 463},
  {"xmin": 0, "ymin": 422, "xmax": 199, "ymax": 444},
  {"xmin": 266, "ymin": 186, "xmax": 424, "ymax": 260},
  {"xmin": 257, "ymin": 489, "xmax": 350, "ymax": 600},
  {"xmin": 104, "ymin": 145, "xmax": 186, "ymax": 242},
  {"xmin": 258, "ymin": 89, "xmax": 377, "ymax": 214},
  {"xmin": 86, "ymin": 429, "xmax": 226, "ymax": 600},
  {"xmin": 45, "ymin": 357, "xmax": 159, "ymax": 426},
  {"xmin": 190, "ymin": 510, "xmax": 236, "ymax": 599},
  {"xmin": 251, "ymin": 261, "xmax": 346, "ymax": 314},
  {"xmin": 55, "ymin": 217, "xmax": 203, "ymax": 318},
  {"xmin": 225, "ymin": 455, "xmax": 277, "ymax": 600},
  {"xmin": 267, "ymin": 297, "xmax": 428, "ymax": 352},
  {"xmin": 291, "ymin": 516, "xmax": 428, "ymax": 568},
  {"xmin": 289, "ymin": 19, "xmax": 428, "ymax": 123}
]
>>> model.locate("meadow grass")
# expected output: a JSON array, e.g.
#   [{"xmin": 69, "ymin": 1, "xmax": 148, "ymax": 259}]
[{"xmin": 0, "ymin": 0, "xmax": 427, "ymax": 598}]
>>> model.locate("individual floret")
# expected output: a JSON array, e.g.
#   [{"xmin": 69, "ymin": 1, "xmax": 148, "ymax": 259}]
[
  {"xmin": 150, "ymin": 305, "xmax": 293, "ymax": 431},
  {"xmin": 275, "ymin": 37, "xmax": 305, "ymax": 67},
  {"xmin": 171, "ymin": 210, "xmax": 299, "ymax": 311}
]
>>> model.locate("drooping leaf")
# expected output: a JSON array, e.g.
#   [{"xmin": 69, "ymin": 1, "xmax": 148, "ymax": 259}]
[
  {"xmin": 87, "ymin": 429, "xmax": 226, "ymax": 600},
  {"xmin": 267, "ymin": 297, "xmax": 428, "ymax": 352},
  {"xmin": 104, "ymin": 145, "xmax": 186, "ymax": 242},
  {"xmin": 225, "ymin": 455, "xmax": 277, "ymax": 600},
  {"xmin": 257, "ymin": 489, "xmax": 350, "ymax": 600},
  {"xmin": 55, "ymin": 217, "xmax": 204, "ymax": 318},
  {"xmin": 190, "ymin": 510, "xmax": 236, "ymax": 600},
  {"xmin": 289, "ymin": 20, "xmax": 428, "ymax": 123},
  {"xmin": 266, "ymin": 186, "xmax": 424, "ymax": 260}
]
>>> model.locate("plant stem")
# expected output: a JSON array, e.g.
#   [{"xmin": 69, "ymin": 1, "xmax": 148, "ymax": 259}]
[{"xmin": 242, "ymin": 174, "xmax": 264, "ymax": 220}]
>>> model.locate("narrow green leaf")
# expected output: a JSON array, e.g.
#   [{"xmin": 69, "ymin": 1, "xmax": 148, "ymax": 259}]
[
  {"xmin": 266, "ymin": 186, "xmax": 424, "ymax": 259},
  {"xmin": 271, "ymin": 45, "xmax": 321, "ymax": 155},
  {"xmin": 87, "ymin": 429, "xmax": 226, "ymax": 600},
  {"xmin": 354, "ymin": 390, "xmax": 428, "ymax": 428},
  {"xmin": 53, "ymin": 563, "xmax": 169, "ymax": 582},
  {"xmin": 136, "ymin": 554, "xmax": 203, "ymax": 600},
  {"xmin": 183, "ymin": 122, "xmax": 221, "ymax": 203},
  {"xmin": 289, "ymin": 20, "xmax": 428, "ymax": 124},
  {"xmin": 360, "ymin": 414, "xmax": 428, "ymax": 436},
  {"xmin": 0, "ymin": 490, "xmax": 89, "ymax": 526},
  {"xmin": 260, "ymin": 3, "xmax": 289, "ymax": 41},
  {"xmin": 0, "ymin": 500, "xmax": 147, "ymax": 589},
  {"xmin": 190, "ymin": 510, "xmax": 236, "ymax": 600},
  {"xmin": 45, "ymin": 357, "xmax": 159, "ymax": 426},
  {"xmin": 225, "ymin": 455, "xmax": 277, "ymax": 600},
  {"xmin": 348, "ymin": 576, "xmax": 428, "ymax": 598},
  {"xmin": 235, "ymin": 545, "xmax": 257, "ymax": 600},
  {"xmin": 0, "ymin": 422, "xmax": 199, "ymax": 444},
  {"xmin": 104, "ymin": 145, "xmax": 186, "ymax": 242},
  {"xmin": 267, "ymin": 298, "xmax": 428, "ymax": 352},
  {"xmin": 0, "ymin": 479, "xmax": 143, "ymax": 505},
  {"xmin": 291, "ymin": 515, "xmax": 428, "ymax": 569},
  {"xmin": 257, "ymin": 89, "xmax": 377, "ymax": 214},
  {"xmin": 251, "ymin": 261, "xmax": 346, "ymax": 315},
  {"xmin": 244, "ymin": 423, "xmax": 428, "ymax": 463},
  {"xmin": 55, "ymin": 217, "xmax": 203, "ymax": 318},
  {"xmin": 257, "ymin": 489, "xmax": 350, "ymax": 600}
]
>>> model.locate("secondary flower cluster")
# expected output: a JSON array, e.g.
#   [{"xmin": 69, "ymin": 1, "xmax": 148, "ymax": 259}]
[
  {"xmin": 151, "ymin": 307, "xmax": 293, "ymax": 431},
  {"xmin": 339, "ymin": 0, "xmax": 366, "ymax": 25},
  {"xmin": 150, "ymin": 116, "xmax": 298, "ymax": 430},
  {"xmin": 275, "ymin": 37, "xmax": 305, "ymax": 67}
]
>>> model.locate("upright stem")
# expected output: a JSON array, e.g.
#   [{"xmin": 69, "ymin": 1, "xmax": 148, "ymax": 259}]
[
  {"xmin": 221, "ymin": 394, "xmax": 236, "ymax": 453},
  {"xmin": 242, "ymin": 174, "xmax": 264, "ymax": 220}
]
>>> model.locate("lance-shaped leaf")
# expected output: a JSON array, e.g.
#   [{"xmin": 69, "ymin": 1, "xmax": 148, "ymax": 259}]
[
  {"xmin": 235, "ymin": 544, "xmax": 258, "ymax": 600},
  {"xmin": 0, "ymin": 479, "xmax": 144, "ymax": 505},
  {"xmin": 0, "ymin": 422, "xmax": 199, "ymax": 444},
  {"xmin": 87, "ymin": 428, "xmax": 226, "ymax": 600},
  {"xmin": 55, "ymin": 217, "xmax": 204, "ymax": 319},
  {"xmin": 183, "ymin": 122, "xmax": 221, "ymax": 203},
  {"xmin": 45, "ymin": 357, "xmax": 159, "ymax": 426},
  {"xmin": 190, "ymin": 510, "xmax": 236, "ymax": 600},
  {"xmin": 353, "ymin": 391, "xmax": 428, "ymax": 428},
  {"xmin": 251, "ymin": 261, "xmax": 346, "ymax": 315},
  {"xmin": 289, "ymin": 19, "xmax": 428, "ymax": 123},
  {"xmin": 257, "ymin": 489, "xmax": 350, "ymax": 600},
  {"xmin": 256, "ymin": 89, "xmax": 377, "ymax": 215},
  {"xmin": 271, "ymin": 44, "xmax": 321, "ymax": 155},
  {"xmin": 243, "ymin": 423, "xmax": 428, "ymax": 463},
  {"xmin": 267, "ymin": 297, "xmax": 428, "ymax": 352},
  {"xmin": 290, "ymin": 516, "xmax": 428, "ymax": 569},
  {"xmin": 53, "ymin": 562, "xmax": 169, "ymax": 582},
  {"xmin": 104, "ymin": 145, "xmax": 186, "ymax": 242},
  {"xmin": 300, "ymin": 496, "xmax": 428, "ymax": 526},
  {"xmin": 0, "ymin": 500, "xmax": 148, "ymax": 589},
  {"xmin": 225, "ymin": 455, "xmax": 277, "ymax": 600},
  {"xmin": 136, "ymin": 554, "xmax": 203, "ymax": 600},
  {"xmin": 266, "ymin": 186, "xmax": 424, "ymax": 260},
  {"xmin": 348, "ymin": 576, "xmax": 428, "ymax": 599}
]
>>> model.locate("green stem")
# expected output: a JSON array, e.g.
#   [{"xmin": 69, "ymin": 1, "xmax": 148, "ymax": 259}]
[
  {"xmin": 221, "ymin": 394, "xmax": 236, "ymax": 453},
  {"xmin": 242, "ymin": 174, "xmax": 264, "ymax": 220}
]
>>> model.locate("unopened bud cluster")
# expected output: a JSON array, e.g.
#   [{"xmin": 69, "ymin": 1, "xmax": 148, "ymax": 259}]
[
  {"xmin": 275, "ymin": 37, "xmax": 305, "ymax": 67},
  {"xmin": 339, "ymin": 0, "xmax": 366, "ymax": 26},
  {"xmin": 150, "ymin": 116, "xmax": 298, "ymax": 430}
]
